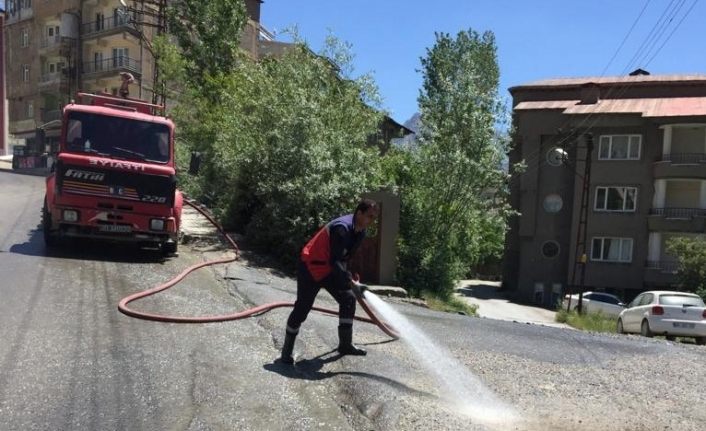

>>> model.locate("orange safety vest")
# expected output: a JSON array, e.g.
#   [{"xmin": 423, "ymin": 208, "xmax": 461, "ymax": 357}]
[{"xmin": 300, "ymin": 214, "xmax": 358, "ymax": 282}]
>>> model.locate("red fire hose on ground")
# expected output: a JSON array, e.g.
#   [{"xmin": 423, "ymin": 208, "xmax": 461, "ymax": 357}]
[{"xmin": 118, "ymin": 199, "xmax": 399, "ymax": 339}]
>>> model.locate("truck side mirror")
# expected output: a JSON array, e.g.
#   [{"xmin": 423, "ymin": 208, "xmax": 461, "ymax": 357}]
[{"xmin": 189, "ymin": 151, "xmax": 202, "ymax": 175}]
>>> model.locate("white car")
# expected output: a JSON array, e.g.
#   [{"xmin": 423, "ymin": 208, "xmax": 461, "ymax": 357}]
[
  {"xmin": 561, "ymin": 291, "xmax": 625, "ymax": 318},
  {"xmin": 617, "ymin": 291, "xmax": 706, "ymax": 345}
]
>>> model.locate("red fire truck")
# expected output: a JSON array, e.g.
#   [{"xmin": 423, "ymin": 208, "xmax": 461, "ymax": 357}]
[{"xmin": 43, "ymin": 90, "xmax": 182, "ymax": 254}]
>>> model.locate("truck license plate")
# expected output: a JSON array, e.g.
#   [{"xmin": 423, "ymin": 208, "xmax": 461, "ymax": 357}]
[
  {"xmin": 98, "ymin": 224, "xmax": 132, "ymax": 233},
  {"xmin": 673, "ymin": 322, "xmax": 695, "ymax": 329}
]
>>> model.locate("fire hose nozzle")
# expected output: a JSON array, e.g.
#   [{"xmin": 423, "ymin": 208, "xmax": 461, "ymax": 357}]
[{"xmin": 351, "ymin": 280, "xmax": 369, "ymax": 298}]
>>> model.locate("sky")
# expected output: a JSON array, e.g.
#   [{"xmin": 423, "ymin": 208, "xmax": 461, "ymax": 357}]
[{"xmin": 261, "ymin": 0, "xmax": 706, "ymax": 124}]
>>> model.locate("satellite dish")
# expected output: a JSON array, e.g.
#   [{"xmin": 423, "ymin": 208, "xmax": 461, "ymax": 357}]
[{"xmin": 546, "ymin": 147, "xmax": 568, "ymax": 166}]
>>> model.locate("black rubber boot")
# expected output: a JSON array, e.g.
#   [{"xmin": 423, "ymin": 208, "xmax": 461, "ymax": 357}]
[
  {"xmin": 280, "ymin": 332, "xmax": 296, "ymax": 365},
  {"xmin": 337, "ymin": 325, "xmax": 367, "ymax": 356}
]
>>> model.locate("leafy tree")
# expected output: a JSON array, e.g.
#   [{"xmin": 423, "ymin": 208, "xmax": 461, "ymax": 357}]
[
  {"xmin": 666, "ymin": 237, "xmax": 706, "ymax": 300},
  {"xmin": 227, "ymin": 44, "xmax": 385, "ymax": 264},
  {"xmin": 395, "ymin": 29, "xmax": 511, "ymax": 298},
  {"xmin": 158, "ymin": 10, "xmax": 386, "ymax": 267},
  {"xmin": 166, "ymin": 0, "xmax": 248, "ymax": 87}
]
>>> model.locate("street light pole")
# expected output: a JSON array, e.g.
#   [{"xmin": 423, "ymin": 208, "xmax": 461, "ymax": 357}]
[
  {"xmin": 566, "ymin": 133, "xmax": 594, "ymax": 313},
  {"xmin": 549, "ymin": 133, "xmax": 594, "ymax": 313},
  {"xmin": 574, "ymin": 134, "xmax": 593, "ymax": 313}
]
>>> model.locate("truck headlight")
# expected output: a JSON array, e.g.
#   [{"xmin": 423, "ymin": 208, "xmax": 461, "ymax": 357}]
[
  {"xmin": 63, "ymin": 209, "xmax": 79, "ymax": 222},
  {"xmin": 150, "ymin": 219, "xmax": 165, "ymax": 231}
]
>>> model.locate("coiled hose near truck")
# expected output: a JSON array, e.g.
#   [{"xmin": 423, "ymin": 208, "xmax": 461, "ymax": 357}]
[{"xmin": 118, "ymin": 199, "xmax": 399, "ymax": 339}]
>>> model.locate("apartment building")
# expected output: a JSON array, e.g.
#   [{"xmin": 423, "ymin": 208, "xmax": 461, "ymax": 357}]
[
  {"xmin": 4, "ymin": 0, "xmax": 264, "ymax": 155},
  {"xmin": 503, "ymin": 72, "xmax": 706, "ymax": 305},
  {"xmin": 0, "ymin": 5, "xmax": 6, "ymax": 156}
]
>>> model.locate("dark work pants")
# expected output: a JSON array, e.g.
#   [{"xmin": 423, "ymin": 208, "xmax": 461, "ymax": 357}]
[{"xmin": 285, "ymin": 262, "xmax": 357, "ymax": 335}]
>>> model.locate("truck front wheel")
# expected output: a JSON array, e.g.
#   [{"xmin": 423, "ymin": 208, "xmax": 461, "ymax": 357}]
[
  {"xmin": 161, "ymin": 240, "xmax": 178, "ymax": 256},
  {"xmin": 42, "ymin": 199, "xmax": 59, "ymax": 247}
]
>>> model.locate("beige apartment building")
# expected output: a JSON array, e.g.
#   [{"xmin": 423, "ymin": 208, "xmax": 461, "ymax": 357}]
[
  {"xmin": 503, "ymin": 72, "xmax": 706, "ymax": 305},
  {"xmin": 4, "ymin": 0, "xmax": 265, "ymax": 154}
]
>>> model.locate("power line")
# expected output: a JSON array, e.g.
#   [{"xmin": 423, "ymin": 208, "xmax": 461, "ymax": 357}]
[
  {"xmin": 601, "ymin": 0, "xmax": 653, "ymax": 77},
  {"xmin": 622, "ymin": 0, "xmax": 684, "ymax": 73},
  {"xmin": 508, "ymin": 0, "xmax": 697, "ymax": 188},
  {"xmin": 645, "ymin": 0, "xmax": 699, "ymax": 67}
]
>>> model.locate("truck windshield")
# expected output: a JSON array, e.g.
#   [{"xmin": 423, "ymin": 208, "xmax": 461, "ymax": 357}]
[{"xmin": 65, "ymin": 111, "xmax": 171, "ymax": 163}]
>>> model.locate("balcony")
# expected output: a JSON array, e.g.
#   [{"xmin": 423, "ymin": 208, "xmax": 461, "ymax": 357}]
[
  {"xmin": 81, "ymin": 16, "xmax": 139, "ymax": 39},
  {"xmin": 644, "ymin": 260, "xmax": 679, "ymax": 286},
  {"xmin": 5, "ymin": 5, "xmax": 34, "ymax": 24},
  {"xmin": 648, "ymin": 208, "xmax": 706, "ymax": 232},
  {"xmin": 82, "ymin": 57, "xmax": 142, "ymax": 77},
  {"xmin": 38, "ymin": 72, "xmax": 70, "ymax": 91},
  {"xmin": 41, "ymin": 110, "xmax": 62, "ymax": 124},
  {"xmin": 9, "ymin": 119, "xmax": 37, "ymax": 135},
  {"xmin": 39, "ymin": 34, "xmax": 66, "ymax": 51},
  {"xmin": 654, "ymin": 153, "xmax": 706, "ymax": 179}
]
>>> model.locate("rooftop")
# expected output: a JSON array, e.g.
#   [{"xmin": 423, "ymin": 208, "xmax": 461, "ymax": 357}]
[
  {"xmin": 515, "ymin": 96, "xmax": 706, "ymax": 118},
  {"xmin": 510, "ymin": 74, "xmax": 706, "ymax": 92}
]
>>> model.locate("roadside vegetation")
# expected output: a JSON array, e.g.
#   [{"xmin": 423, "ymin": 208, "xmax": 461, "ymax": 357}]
[
  {"xmin": 425, "ymin": 294, "xmax": 479, "ymax": 316},
  {"xmin": 555, "ymin": 308, "xmax": 618, "ymax": 333},
  {"xmin": 158, "ymin": 0, "xmax": 513, "ymax": 308},
  {"xmin": 667, "ymin": 237, "xmax": 706, "ymax": 301}
]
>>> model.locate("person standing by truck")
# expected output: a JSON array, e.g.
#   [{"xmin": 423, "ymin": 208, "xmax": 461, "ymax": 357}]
[{"xmin": 279, "ymin": 199, "xmax": 379, "ymax": 365}]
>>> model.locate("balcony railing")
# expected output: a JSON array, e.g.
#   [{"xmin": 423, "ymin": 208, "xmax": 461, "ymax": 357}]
[
  {"xmin": 39, "ymin": 72, "xmax": 67, "ymax": 84},
  {"xmin": 650, "ymin": 207, "xmax": 706, "ymax": 218},
  {"xmin": 661, "ymin": 153, "xmax": 706, "ymax": 164},
  {"xmin": 42, "ymin": 110, "xmax": 62, "ymax": 124},
  {"xmin": 40, "ymin": 34, "xmax": 63, "ymax": 49},
  {"xmin": 645, "ymin": 260, "xmax": 680, "ymax": 273},
  {"xmin": 81, "ymin": 16, "xmax": 133, "ymax": 37},
  {"xmin": 82, "ymin": 57, "xmax": 141, "ymax": 75}
]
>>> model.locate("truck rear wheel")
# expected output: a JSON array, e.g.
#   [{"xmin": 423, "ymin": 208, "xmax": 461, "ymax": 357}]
[
  {"xmin": 161, "ymin": 240, "xmax": 178, "ymax": 256},
  {"xmin": 42, "ymin": 199, "xmax": 59, "ymax": 247}
]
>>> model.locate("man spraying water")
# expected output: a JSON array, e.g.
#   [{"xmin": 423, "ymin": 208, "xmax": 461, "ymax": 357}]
[{"xmin": 279, "ymin": 199, "xmax": 379, "ymax": 365}]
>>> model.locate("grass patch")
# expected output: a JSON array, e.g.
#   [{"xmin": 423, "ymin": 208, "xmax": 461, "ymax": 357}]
[
  {"xmin": 556, "ymin": 307, "xmax": 617, "ymax": 333},
  {"xmin": 423, "ymin": 293, "xmax": 478, "ymax": 316}
]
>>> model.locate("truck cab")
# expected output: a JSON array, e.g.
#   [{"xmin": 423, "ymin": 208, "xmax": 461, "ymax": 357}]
[{"xmin": 43, "ymin": 92, "xmax": 182, "ymax": 254}]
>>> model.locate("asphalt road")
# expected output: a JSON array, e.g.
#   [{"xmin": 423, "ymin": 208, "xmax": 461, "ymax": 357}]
[{"xmin": 2, "ymin": 170, "xmax": 706, "ymax": 431}]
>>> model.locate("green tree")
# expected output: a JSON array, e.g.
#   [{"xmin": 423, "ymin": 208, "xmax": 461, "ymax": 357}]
[
  {"xmin": 158, "ymin": 11, "xmax": 386, "ymax": 267},
  {"xmin": 666, "ymin": 236, "xmax": 706, "ymax": 300},
  {"xmin": 166, "ymin": 0, "xmax": 248, "ymax": 87},
  {"xmin": 227, "ymin": 44, "xmax": 385, "ymax": 264},
  {"xmin": 395, "ymin": 29, "xmax": 511, "ymax": 298}
]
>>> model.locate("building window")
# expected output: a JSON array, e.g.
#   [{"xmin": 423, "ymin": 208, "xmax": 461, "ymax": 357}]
[
  {"xmin": 541, "ymin": 241, "xmax": 560, "ymax": 259},
  {"xmin": 96, "ymin": 13, "xmax": 105, "ymax": 31},
  {"xmin": 113, "ymin": 47, "xmax": 129, "ymax": 67},
  {"xmin": 21, "ymin": 28, "xmax": 29, "ymax": 47},
  {"xmin": 543, "ymin": 194, "xmax": 563, "ymax": 213},
  {"xmin": 22, "ymin": 65, "xmax": 30, "ymax": 82},
  {"xmin": 594, "ymin": 187, "xmax": 637, "ymax": 212},
  {"xmin": 27, "ymin": 102, "xmax": 34, "ymax": 119},
  {"xmin": 598, "ymin": 135, "xmax": 641, "ymax": 160},
  {"xmin": 591, "ymin": 237, "xmax": 633, "ymax": 263}
]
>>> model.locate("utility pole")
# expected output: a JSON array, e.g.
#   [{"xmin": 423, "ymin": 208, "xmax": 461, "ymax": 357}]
[
  {"xmin": 119, "ymin": 0, "xmax": 166, "ymax": 105},
  {"xmin": 569, "ymin": 133, "xmax": 594, "ymax": 313},
  {"xmin": 152, "ymin": 0, "xmax": 166, "ymax": 106}
]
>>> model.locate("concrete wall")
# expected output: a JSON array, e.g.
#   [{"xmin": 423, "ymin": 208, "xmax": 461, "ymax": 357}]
[{"xmin": 363, "ymin": 190, "xmax": 400, "ymax": 286}]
